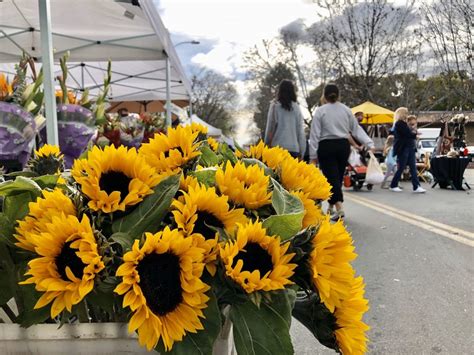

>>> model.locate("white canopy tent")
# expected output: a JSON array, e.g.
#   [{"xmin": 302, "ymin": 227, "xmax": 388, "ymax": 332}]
[
  {"xmin": 185, "ymin": 115, "xmax": 223, "ymax": 137},
  {"xmin": 0, "ymin": 0, "xmax": 191, "ymax": 144}
]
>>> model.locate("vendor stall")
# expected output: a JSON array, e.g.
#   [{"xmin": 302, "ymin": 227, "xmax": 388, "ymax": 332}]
[
  {"xmin": 0, "ymin": 0, "xmax": 192, "ymax": 145},
  {"xmin": 351, "ymin": 101, "xmax": 394, "ymax": 154}
]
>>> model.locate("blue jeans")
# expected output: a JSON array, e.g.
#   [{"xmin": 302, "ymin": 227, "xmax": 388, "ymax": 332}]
[{"xmin": 390, "ymin": 147, "xmax": 420, "ymax": 190}]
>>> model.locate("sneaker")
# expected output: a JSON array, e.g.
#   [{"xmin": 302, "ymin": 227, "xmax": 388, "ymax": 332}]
[
  {"xmin": 331, "ymin": 210, "xmax": 345, "ymax": 222},
  {"xmin": 389, "ymin": 187, "xmax": 403, "ymax": 192},
  {"xmin": 413, "ymin": 186, "xmax": 426, "ymax": 193}
]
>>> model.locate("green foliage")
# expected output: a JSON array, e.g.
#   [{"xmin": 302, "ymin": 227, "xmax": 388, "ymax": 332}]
[
  {"xmin": 156, "ymin": 291, "xmax": 222, "ymax": 355},
  {"xmin": 191, "ymin": 168, "xmax": 217, "ymax": 187},
  {"xmin": 198, "ymin": 146, "xmax": 221, "ymax": 167},
  {"xmin": 230, "ymin": 290, "xmax": 295, "ymax": 355},
  {"xmin": 112, "ymin": 174, "xmax": 180, "ymax": 238},
  {"xmin": 292, "ymin": 293, "xmax": 339, "ymax": 352},
  {"xmin": 262, "ymin": 179, "xmax": 304, "ymax": 240}
]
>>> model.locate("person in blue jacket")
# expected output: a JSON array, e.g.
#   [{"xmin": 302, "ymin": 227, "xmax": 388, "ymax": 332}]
[{"xmin": 390, "ymin": 114, "xmax": 426, "ymax": 193}]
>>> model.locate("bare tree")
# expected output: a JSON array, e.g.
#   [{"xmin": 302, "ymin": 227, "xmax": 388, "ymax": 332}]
[
  {"xmin": 420, "ymin": 0, "xmax": 473, "ymax": 108},
  {"xmin": 309, "ymin": 0, "xmax": 417, "ymax": 102},
  {"xmin": 191, "ymin": 69, "xmax": 238, "ymax": 134}
]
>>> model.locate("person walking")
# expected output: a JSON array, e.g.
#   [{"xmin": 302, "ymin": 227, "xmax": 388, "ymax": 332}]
[
  {"xmin": 264, "ymin": 79, "xmax": 306, "ymax": 159},
  {"xmin": 389, "ymin": 114, "xmax": 426, "ymax": 193},
  {"xmin": 309, "ymin": 83, "xmax": 374, "ymax": 220},
  {"xmin": 381, "ymin": 135, "xmax": 397, "ymax": 189}
]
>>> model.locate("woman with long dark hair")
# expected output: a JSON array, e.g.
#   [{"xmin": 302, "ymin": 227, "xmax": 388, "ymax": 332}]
[
  {"xmin": 309, "ymin": 83, "xmax": 374, "ymax": 220},
  {"xmin": 264, "ymin": 79, "xmax": 306, "ymax": 159}
]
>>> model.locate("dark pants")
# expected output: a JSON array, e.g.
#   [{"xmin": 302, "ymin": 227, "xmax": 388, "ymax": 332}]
[
  {"xmin": 318, "ymin": 139, "xmax": 350, "ymax": 205},
  {"xmin": 390, "ymin": 147, "xmax": 420, "ymax": 190}
]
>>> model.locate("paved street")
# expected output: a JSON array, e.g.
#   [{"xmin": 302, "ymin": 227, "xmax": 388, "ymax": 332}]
[{"xmin": 291, "ymin": 171, "xmax": 474, "ymax": 354}]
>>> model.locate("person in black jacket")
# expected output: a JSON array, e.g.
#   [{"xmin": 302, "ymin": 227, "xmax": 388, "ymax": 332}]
[{"xmin": 390, "ymin": 115, "xmax": 426, "ymax": 193}]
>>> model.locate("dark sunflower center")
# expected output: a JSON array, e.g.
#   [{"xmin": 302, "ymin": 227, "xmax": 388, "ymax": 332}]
[
  {"xmin": 99, "ymin": 170, "xmax": 132, "ymax": 200},
  {"xmin": 233, "ymin": 242, "xmax": 273, "ymax": 276},
  {"xmin": 193, "ymin": 211, "xmax": 224, "ymax": 239},
  {"xmin": 137, "ymin": 252, "xmax": 183, "ymax": 316},
  {"xmin": 55, "ymin": 241, "xmax": 85, "ymax": 281},
  {"xmin": 164, "ymin": 146, "xmax": 184, "ymax": 158}
]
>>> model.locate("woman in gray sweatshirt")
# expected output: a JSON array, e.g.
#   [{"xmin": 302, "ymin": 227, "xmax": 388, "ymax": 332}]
[
  {"xmin": 264, "ymin": 80, "xmax": 307, "ymax": 159},
  {"xmin": 309, "ymin": 83, "xmax": 374, "ymax": 220}
]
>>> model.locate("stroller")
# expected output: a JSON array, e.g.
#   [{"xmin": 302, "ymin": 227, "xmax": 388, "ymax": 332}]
[{"xmin": 344, "ymin": 147, "xmax": 373, "ymax": 191}]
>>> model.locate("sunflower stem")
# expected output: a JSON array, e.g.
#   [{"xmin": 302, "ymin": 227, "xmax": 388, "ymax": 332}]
[{"xmin": 77, "ymin": 300, "xmax": 90, "ymax": 323}]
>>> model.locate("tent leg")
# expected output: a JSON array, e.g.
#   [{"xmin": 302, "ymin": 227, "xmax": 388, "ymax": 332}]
[
  {"xmin": 38, "ymin": 0, "xmax": 58, "ymax": 145},
  {"xmin": 189, "ymin": 96, "xmax": 193, "ymax": 123},
  {"xmin": 165, "ymin": 56, "xmax": 171, "ymax": 127}
]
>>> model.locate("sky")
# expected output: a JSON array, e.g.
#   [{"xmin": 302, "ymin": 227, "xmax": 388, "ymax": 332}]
[
  {"xmin": 153, "ymin": 0, "xmax": 420, "ymax": 142},
  {"xmin": 155, "ymin": 0, "xmax": 322, "ymax": 78},
  {"xmin": 154, "ymin": 0, "xmax": 327, "ymax": 142}
]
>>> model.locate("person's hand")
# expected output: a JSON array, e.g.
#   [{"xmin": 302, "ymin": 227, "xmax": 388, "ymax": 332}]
[
  {"xmin": 369, "ymin": 147, "xmax": 376, "ymax": 153},
  {"xmin": 356, "ymin": 145, "xmax": 364, "ymax": 151},
  {"xmin": 311, "ymin": 158, "xmax": 318, "ymax": 166}
]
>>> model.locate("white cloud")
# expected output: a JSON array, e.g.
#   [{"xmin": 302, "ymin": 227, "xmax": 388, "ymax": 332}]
[{"xmin": 191, "ymin": 42, "xmax": 246, "ymax": 77}]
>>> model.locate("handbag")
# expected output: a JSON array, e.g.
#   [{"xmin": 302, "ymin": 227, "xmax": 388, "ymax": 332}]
[{"xmin": 365, "ymin": 151, "xmax": 384, "ymax": 185}]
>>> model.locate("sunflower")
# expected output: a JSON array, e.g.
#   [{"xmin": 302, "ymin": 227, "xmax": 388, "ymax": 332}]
[
  {"xmin": 280, "ymin": 158, "xmax": 332, "ymax": 201},
  {"xmin": 35, "ymin": 144, "xmax": 62, "ymax": 159},
  {"xmin": 71, "ymin": 145, "xmax": 161, "ymax": 213},
  {"xmin": 179, "ymin": 174, "xmax": 199, "ymax": 194},
  {"xmin": 291, "ymin": 190, "xmax": 324, "ymax": 228},
  {"xmin": 334, "ymin": 276, "xmax": 370, "ymax": 355},
  {"xmin": 28, "ymin": 144, "xmax": 65, "ymax": 176},
  {"xmin": 207, "ymin": 137, "xmax": 219, "ymax": 151},
  {"xmin": 248, "ymin": 141, "xmax": 292, "ymax": 170},
  {"xmin": 139, "ymin": 125, "xmax": 201, "ymax": 173},
  {"xmin": 114, "ymin": 228, "xmax": 210, "ymax": 351},
  {"xmin": 172, "ymin": 184, "xmax": 247, "ymax": 274},
  {"xmin": 215, "ymin": 161, "xmax": 272, "ymax": 209},
  {"xmin": 189, "ymin": 122, "xmax": 208, "ymax": 136},
  {"xmin": 20, "ymin": 213, "xmax": 104, "ymax": 318},
  {"xmin": 219, "ymin": 220, "xmax": 296, "ymax": 293},
  {"xmin": 310, "ymin": 217, "xmax": 357, "ymax": 312},
  {"xmin": 15, "ymin": 189, "xmax": 76, "ymax": 252}
]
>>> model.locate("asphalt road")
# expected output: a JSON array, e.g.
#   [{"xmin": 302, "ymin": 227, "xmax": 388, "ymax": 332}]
[{"xmin": 290, "ymin": 171, "xmax": 474, "ymax": 354}]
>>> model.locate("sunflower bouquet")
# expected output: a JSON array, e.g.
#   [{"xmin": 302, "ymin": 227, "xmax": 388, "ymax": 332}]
[{"xmin": 0, "ymin": 123, "xmax": 369, "ymax": 354}]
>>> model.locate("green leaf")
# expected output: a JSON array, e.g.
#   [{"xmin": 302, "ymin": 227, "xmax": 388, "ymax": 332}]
[
  {"xmin": 112, "ymin": 174, "xmax": 180, "ymax": 238},
  {"xmin": 156, "ymin": 290, "xmax": 222, "ymax": 355},
  {"xmin": 271, "ymin": 178, "xmax": 302, "ymax": 215},
  {"xmin": 262, "ymin": 213, "xmax": 304, "ymax": 241},
  {"xmin": 0, "ymin": 176, "xmax": 42, "ymax": 197},
  {"xmin": 230, "ymin": 290, "xmax": 295, "ymax": 355},
  {"xmin": 292, "ymin": 293, "xmax": 338, "ymax": 351},
  {"xmin": 110, "ymin": 232, "xmax": 134, "ymax": 252},
  {"xmin": 3, "ymin": 191, "xmax": 37, "ymax": 223},
  {"xmin": 242, "ymin": 158, "xmax": 274, "ymax": 177},
  {"xmin": 218, "ymin": 143, "xmax": 237, "ymax": 165},
  {"xmin": 32, "ymin": 174, "xmax": 59, "ymax": 189},
  {"xmin": 262, "ymin": 179, "xmax": 304, "ymax": 240},
  {"xmin": 198, "ymin": 146, "xmax": 221, "ymax": 167},
  {"xmin": 0, "ymin": 243, "xmax": 15, "ymax": 305},
  {"xmin": 16, "ymin": 283, "xmax": 51, "ymax": 327},
  {"xmin": 190, "ymin": 168, "xmax": 217, "ymax": 187},
  {"xmin": 0, "ymin": 213, "xmax": 15, "ymax": 247}
]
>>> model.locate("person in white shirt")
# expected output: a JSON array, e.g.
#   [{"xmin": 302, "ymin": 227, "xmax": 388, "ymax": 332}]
[{"xmin": 309, "ymin": 83, "xmax": 374, "ymax": 220}]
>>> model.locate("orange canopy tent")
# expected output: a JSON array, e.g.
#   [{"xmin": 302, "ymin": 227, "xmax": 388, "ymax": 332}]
[{"xmin": 351, "ymin": 101, "xmax": 394, "ymax": 124}]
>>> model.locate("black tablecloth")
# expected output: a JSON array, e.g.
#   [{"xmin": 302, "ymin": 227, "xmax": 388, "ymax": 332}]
[{"xmin": 430, "ymin": 156, "xmax": 471, "ymax": 190}]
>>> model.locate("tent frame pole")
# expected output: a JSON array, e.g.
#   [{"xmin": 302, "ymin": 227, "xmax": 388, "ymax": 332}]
[
  {"xmin": 165, "ymin": 54, "xmax": 171, "ymax": 127},
  {"xmin": 38, "ymin": 0, "xmax": 58, "ymax": 145}
]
